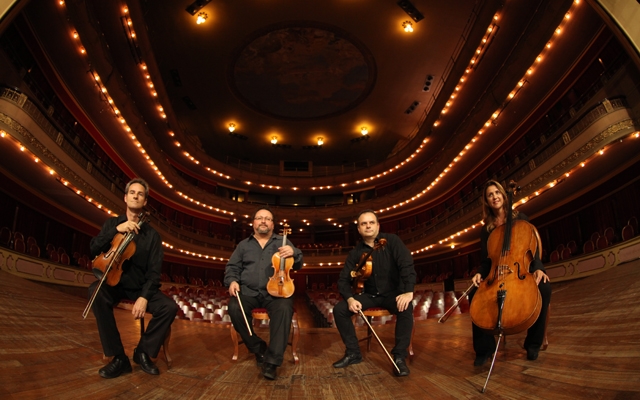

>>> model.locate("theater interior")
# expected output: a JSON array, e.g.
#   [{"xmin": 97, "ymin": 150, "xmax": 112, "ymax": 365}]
[{"xmin": 0, "ymin": 0, "xmax": 639, "ymax": 398}]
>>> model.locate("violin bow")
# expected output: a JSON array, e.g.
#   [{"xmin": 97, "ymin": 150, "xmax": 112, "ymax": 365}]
[
  {"xmin": 235, "ymin": 290, "xmax": 252, "ymax": 336},
  {"xmin": 438, "ymin": 283, "xmax": 475, "ymax": 323},
  {"xmin": 358, "ymin": 310, "xmax": 401, "ymax": 374}
]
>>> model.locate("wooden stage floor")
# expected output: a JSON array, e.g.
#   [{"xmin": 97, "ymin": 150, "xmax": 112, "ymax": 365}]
[{"xmin": 1, "ymin": 260, "xmax": 640, "ymax": 400}]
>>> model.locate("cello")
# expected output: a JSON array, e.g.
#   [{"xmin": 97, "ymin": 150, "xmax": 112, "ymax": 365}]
[
  {"xmin": 82, "ymin": 212, "xmax": 149, "ymax": 319},
  {"xmin": 266, "ymin": 223, "xmax": 295, "ymax": 298},
  {"xmin": 469, "ymin": 181, "xmax": 542, "ymax": 392}
]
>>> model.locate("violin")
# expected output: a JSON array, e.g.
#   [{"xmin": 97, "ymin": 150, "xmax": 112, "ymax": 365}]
[
  {"xmin": 469, "ymin": 182, "xmax": 542, "ymax": 336},
  {"xmin": 266, "ymin": 223, "xmax": 295, "ymax": 298},
  {"xmin": 350, "ymin": 238, "xmax": 387, "ymax": 294},
  {"xmin": 82, "ymin": 212, "xmax": 149, "ymax": 319}
]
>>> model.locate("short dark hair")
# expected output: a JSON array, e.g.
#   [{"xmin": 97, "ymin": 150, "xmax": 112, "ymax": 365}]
[
  {"xmin": 356, "ymin": 209, "xmax": 378, "ymax": 223},
  {"xmin": 125, "ymin": 178, "xmax": 149, "ymax": 198},
  {"xmin": 253, "ymin": 206, "xmax": 275, "ymax": 222}
]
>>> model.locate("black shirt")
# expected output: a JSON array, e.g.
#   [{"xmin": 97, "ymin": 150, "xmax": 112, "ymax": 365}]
[
  {"xmin": 90, "ymin": 214, "xmax": 163, "ymax": 300},
  {"xmin": 338, "ymin": 232, "xmax": 416, "ymax": 300},
  {"xmin": 224, "ymin": 233, "xmax": 303, "ymax": 297}
]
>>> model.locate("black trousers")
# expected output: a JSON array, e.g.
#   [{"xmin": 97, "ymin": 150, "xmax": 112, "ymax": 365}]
[
  {"xmin": 470, "ymin": 280, "xmax": 552, "ymax": 357},
  {"xmin": 227, "ymin": 293, "xmax": 293, "ymax": 366},
  {"xmin": 333, "ymin": 292, "xmax": 414, "ymax": 359},
  {"xmin": 89, "ymin": 281, "xmax": 178, "ymax": 358}
]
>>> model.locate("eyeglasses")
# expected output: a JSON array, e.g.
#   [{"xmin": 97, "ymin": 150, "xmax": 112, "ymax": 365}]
[{"xmin": 254, "ymin": 216, "xmax": 273, "ymax": 222}]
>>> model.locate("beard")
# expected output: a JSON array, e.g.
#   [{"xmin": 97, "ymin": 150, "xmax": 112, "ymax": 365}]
[{"xmin": 256, "ymin": 225, "xmax": 270, "ymax": 234}]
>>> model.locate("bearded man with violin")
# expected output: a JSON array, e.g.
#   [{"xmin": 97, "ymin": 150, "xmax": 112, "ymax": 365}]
[
  {"xmin": 88, "ymin": 178, "xmax": 178, "ymax": 379},
  {"xmin": 333, "ymin": 209, "xmax": 416, "ymax": 376},
  {"xmin": 224, "ymin": 207, "xmax": 303, "ymax": 380},
  {"xmin": 470, "ymin": 180, "xmax": 551, "ymax": 367}
]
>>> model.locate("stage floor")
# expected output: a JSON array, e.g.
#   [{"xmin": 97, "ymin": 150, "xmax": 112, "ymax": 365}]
[{"xmin": 1, "ymin": 259, "xmax": 639, "ymax": 400}]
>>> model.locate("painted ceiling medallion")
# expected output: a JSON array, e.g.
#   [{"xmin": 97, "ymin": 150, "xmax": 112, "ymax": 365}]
[{"xmin": 229, "ymin": 21, "xmax": 376, "ymax": 120}]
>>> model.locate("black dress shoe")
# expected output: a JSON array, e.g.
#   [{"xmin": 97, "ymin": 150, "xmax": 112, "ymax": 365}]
[
  {"xmin": 526, "ymin": 348, "xmax": 539, "ymax": 361},
  {"xmin": 474, "ymin": 354, "xmax": 490, "ymax": 367},
  {"xmin": 332, "ymin": 353, "xmax": 363, "ymax": 368},
  {"xmin": 262, "ymin": 363, "xmax": 277, "ymax": 380},
  {"xmin": 393, "ymin": 358, "xmax": 410, "ymax": 377},
  {"xmin": 255, "ymin": 342, "xmax": 267, "ymax": 366},
  {"xmin": 99, "ymin": 356, "xmax": 132, "ymax": 379},
  {"xmin": 133, "ymin": 348, "xmax": 159, "ymax": 375}
]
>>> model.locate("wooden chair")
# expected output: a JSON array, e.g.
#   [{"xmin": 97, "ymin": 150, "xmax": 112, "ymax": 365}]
[
  {"xmin": 560, "ymin": 247, "xmax": 571, "ymax": 260},
  {"xmin": 549, "ymin": 250, "xmax": 560, "ymax": 263},
  {"xmin": 230, "ymin": 308, "xmax": 300, "ymax": 364},
  {"xmin": 358, "ymin": 307, "xmax": 415, "ymax": 360}
]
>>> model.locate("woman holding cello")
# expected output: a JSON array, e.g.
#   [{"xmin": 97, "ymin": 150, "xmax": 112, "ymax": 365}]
[
  {"xmin": 87, "ymin": 178, "xmax": 177, "ymax": 379},
  {"xmin": 470, "ymin": 180, "xmax": 551, "ymax": 367}
]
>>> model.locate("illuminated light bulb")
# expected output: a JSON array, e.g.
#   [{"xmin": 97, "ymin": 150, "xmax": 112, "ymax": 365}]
[
  {"xmin": 196, "ymin": 12, "xmax": 208, "ymax": 24},
  {"xmin": 581, "ymin": 162, "xmax": 585, "ymax": 167},
  {"xmin": 555, "ymin": 28, "xmax": 562, "ymax": 35},
  {"xmin": 599, "ymin": 149, "xmax": 604, "ymax": 155},
  {"xmin": 228, "ymin": 123, "xmax": 236, "ymax": 132},
  {"xmin": 565, "ymin": 12, "xmax": 571, "ymax": 19},
  {"xmin": 402, "ymin": 21, "xmax": 413, "ymax": 33},
  {"xmin": 271, "ymin": 136, "xmax": 278, "ymax": 144},
  {"xmin": 361, "ymin": 126, "xmax": 368, "ymax": 135},
  {"xmin": 537, "ymin": 56, "xmax": 542, "ymax": 62}
]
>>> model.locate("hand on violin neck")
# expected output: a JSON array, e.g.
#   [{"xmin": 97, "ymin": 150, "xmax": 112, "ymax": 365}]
[
  {"xmin": 117, "ymin": 220, "xmax": 140, "ymax": 234},
  {"xmin": 277, "ymin": 245, "xmax": 294, "ymax": 258}
]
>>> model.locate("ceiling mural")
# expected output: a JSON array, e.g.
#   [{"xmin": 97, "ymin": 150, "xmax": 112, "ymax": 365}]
[{"xmin": 229, "ymin": 22, "xmax": 376, "ymax": 120}]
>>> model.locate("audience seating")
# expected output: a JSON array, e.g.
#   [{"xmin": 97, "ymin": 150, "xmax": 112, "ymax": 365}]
[
  {"xmin": 549, "ymin": 250, "xmax": 560, "ymax": 263},
  {"xmin": 590, "ymin": 232, "xmax": 600, "ymax": 243},
  {"xmin": 583, "ymin": 240, "xmax": 595, "ymax": 253},
  {"xmin": 596, "ymin": 235, "xmax": 608, "ymax": 250},
  {"xmin": 621, "ymin": 224, "xmax": 634, "ymax": 241},
  {"xmin": 49, "ymin": 250, "xmax": 60, "ymax": 263},
  {"xmin": 560, "ymin": 247, "xmax": 571, "ymax": 260},
  {"xmin": 28, "ymin": 244, "xmax": 40, "ymax": 257},
  {"xmin": 13, "ymin": 238, "xmax": 26, "ymax": 253},
  {"xmin": 604, "ymin": 227, "xmax": 615, "ymax": 244},
  {"xmin": 230, "ymin": 308, "xmax": 300, "ymax": 364},
  {"xmin": 566, "ymin": 240, "xmax": 578, "ymax": 255}
]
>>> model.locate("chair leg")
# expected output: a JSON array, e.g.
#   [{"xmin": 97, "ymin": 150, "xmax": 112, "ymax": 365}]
[
  {"xmin": 290, "ymin": 313, "xmax": 300, "ymax": 364},
  {"xmin": 230, "ymin": 325, "xmax": 240, "ymax": 361}
]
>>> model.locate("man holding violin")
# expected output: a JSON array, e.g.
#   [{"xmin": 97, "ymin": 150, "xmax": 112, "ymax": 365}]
[
  {"xmin": 333, "ymin": 209, "xmax": 416, "ymax": 376},
  {"xmin": 224, "ymin": 207, "xmax": 303, "ymax": 380},
  {"xmin": 88, "ymin": 178, "xmax": 178, "ymax": 379}
]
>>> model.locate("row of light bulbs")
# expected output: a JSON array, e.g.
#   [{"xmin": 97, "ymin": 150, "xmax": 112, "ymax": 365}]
[{"xmin": 374, "ymin": 0, "xmax": 583, "ymax": 218}]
